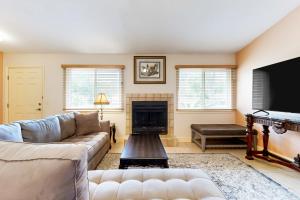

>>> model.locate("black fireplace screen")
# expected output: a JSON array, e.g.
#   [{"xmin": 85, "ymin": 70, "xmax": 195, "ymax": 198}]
[{"xmin": 132, "ymin": 101, "xmax": 168, "ymax": 134}]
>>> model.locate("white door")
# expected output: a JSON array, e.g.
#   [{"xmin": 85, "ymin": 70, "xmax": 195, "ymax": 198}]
[{"xmin": 8, "ymin": 67, "xmax": 43, "ymax": 122}]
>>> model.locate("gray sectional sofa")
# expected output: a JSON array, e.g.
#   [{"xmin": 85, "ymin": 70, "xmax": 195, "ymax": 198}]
[
  {"xmin": 0, "ymin": 112, "xmax": 225, "ymax": 200},
  {"xmin": 0, "ymin": 111, "xmax": 111, "ymax": 170}
]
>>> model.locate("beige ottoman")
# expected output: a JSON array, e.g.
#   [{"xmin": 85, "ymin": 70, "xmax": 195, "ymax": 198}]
[{"xmin": 88, "ymin": 168, "xmax": 225, "ymax": 200}]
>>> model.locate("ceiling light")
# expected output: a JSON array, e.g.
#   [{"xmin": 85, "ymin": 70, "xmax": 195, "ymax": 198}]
[{"xmin": 0, "ymin": 31, "xmax": 13, "ymax": 42}]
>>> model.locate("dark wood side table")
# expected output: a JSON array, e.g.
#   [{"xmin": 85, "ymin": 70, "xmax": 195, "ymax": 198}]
[
  {"xmin": 110, "ymin": 123, "xmax": 116, "ymax": 143},
  {"xmin": 245, "ymin": 114, "xmax": 300, "ymax": 172}
]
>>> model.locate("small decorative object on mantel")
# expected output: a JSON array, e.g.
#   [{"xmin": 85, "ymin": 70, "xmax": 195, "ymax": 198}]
[
  {"xmin": 272, "ymin": 121, "xmax": 288, "ymax": 134},
  {"xmin": 294, "ymin": 154, "xmax": 300, "ymax": 168},
  {"xmin": 134, "ymin": 56, "xmax": 166, "ymax": 84}
]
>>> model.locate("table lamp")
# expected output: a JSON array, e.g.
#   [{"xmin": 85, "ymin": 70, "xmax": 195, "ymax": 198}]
[{"xmin": 94, "ymin": 93, "xmax": 110, "ymax": 120}]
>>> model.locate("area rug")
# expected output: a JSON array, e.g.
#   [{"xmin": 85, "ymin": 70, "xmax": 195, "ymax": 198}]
[{"xmin": 97, "ymin": 153, "xmax": 299, "ymax": 200}]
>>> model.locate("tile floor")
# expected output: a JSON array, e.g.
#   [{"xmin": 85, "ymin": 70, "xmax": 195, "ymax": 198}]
[{"xmin": 110, "ymin": 141, "xmax": 300, "ymax": 197}]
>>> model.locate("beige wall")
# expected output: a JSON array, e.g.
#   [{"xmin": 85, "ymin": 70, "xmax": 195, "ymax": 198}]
[
  {"xmin": 236, "ymin": 6, "xmax": 300, "ymax": 159},
  {"xmin": 3, "ymin": 53, "xmax": 236, "ymax": 141},
  {"xmin": 0, "ymin": 52, "xmax": 3, "ymax": 123}
]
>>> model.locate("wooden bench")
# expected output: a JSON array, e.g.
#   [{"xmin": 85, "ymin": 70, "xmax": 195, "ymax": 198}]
[{"xmin": 191, "ymin": 124, "xmax": 257, "ymax": 152}]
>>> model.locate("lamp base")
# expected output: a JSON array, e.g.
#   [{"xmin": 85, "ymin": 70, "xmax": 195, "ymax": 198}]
[{"xmin": 100, "ymin": 107, "xmax": 103, "ymax": 120}]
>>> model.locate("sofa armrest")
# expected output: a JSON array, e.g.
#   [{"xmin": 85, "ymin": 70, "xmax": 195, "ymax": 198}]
[
  {"xmin": 0, "ymin": 141, "xmax": 89, "ymax": 200},
  {"xmin": 99, "ymin": 120, "xmax": 110, "ymax": 133}
]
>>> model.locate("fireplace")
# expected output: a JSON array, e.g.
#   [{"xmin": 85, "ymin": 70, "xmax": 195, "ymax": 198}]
[{"xmin": 132, "ymin": 101, "xmax": 168, "ymax": 134}]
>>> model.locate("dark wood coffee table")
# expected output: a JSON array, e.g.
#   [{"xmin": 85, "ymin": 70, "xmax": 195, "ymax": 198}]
[{"xmin": 119, "ymin": 134, "xmax": 169, "ymax": 169}]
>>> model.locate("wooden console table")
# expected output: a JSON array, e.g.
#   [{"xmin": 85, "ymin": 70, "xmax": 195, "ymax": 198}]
[{"xmin": 245, "ymin": 114, "xmax": 300, "ymax": 172}]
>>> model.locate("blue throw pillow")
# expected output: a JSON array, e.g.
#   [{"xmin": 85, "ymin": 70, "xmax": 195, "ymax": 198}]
[
  {"xmin": 18, "ymin": 117, "xmax": 61, "ymax": 143},
  {"xmin": 0, "ymin": 123, "xmax": 23, "ymax": 142}
]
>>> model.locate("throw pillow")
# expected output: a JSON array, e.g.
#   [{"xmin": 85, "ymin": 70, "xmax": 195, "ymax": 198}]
[
  {"xmin": 75, "ymin": 111, "xmax": 101, "ymax": 135},
  {"xmin": 57, "ymin": 112, "xmax": 77, "ymax": 140},
  {"xmin": 19, "ymin": 117, "xmax": 61, "ymax": 143},
  {"xmin": 0, "ymin": 123, "xmax": 23, "ymax": 142}
]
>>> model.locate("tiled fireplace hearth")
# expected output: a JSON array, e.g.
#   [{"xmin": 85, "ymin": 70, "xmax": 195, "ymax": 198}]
[{"xmin": 126, "ymin": 93, "xmax": 175, "ymax": 145}]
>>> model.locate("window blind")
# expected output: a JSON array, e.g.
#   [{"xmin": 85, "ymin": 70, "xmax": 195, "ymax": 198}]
[
  {"xmin": 63, "ymin": 67, "xmax": 124, "ymax": 110},
  {"xmin": 176, "ymin": 67, "xmax": 236, "ymax": 110}
]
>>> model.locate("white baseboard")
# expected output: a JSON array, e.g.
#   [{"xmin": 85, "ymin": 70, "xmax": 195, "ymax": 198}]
[
  {"xmin": 175, "ymin": 137, "xmax": 191, "ymax": 143},
  {"xmin": 115, "ymin": 136, "xmax": 192, "ymax": 145}
]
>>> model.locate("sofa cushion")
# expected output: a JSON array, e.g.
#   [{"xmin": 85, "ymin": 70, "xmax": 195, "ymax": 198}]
[
  {"xmin": 0, "ymin": 141, "xmax": 89, "ymax": 200},
  {"xmin": 62, "ymin": 132, "xmax": 109, "ymax": 161},
  {"xmin": 57, "ymin": 112, "xmax": 77, "ymax": 140},
  {"xmin": 88, "ymin": 168, "xmax": 225, "ymax": 200},
  {"xmin": 191, "ymin": 124, "xmax": 247, "ymax": 135},
  {"xmin": 75, "ymin": 112, "xmax": 101, "ymax": 135},
  {"xmin": 0, "ymin": 123, "xmax": 23, "ymax": 142},
  {"xmin": 18, "ymin": 117, "xmax": 61, "ymax": 143}
]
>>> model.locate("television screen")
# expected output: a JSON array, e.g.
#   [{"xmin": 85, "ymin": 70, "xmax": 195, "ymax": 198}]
[{"xmin": 252, "ymin": 57, "xmax": 300, "ymax": 114}]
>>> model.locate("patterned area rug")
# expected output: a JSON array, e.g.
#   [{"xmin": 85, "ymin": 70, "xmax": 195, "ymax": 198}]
[{"xmin": 97, "ymin": 153, "xmax": 299, "ymax": 200}]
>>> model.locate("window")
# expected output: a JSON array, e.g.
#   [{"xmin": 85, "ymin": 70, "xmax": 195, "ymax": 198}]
[
  {"xmin": 63, "ymin": 66, "xmax": 124, "ymax": 110},
  {"xmin": 176, "ymin": 67, "xmax": 236, "ymax": 110}
]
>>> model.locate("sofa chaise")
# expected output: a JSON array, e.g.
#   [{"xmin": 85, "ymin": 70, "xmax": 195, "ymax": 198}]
[{"xmin": 0, "ymin": 140, "xmax": 225, "ymax": 200}]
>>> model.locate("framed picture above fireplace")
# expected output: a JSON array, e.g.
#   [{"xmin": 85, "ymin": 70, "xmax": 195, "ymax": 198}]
[{"xmin": 134, "ymin": 56, "xmax": 166, "ymax": 84}]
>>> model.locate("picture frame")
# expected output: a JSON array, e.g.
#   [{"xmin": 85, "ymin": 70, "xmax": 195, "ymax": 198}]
[{"xmin": 134, "ymin": 56, "xmax": 166, "ymax": 84}]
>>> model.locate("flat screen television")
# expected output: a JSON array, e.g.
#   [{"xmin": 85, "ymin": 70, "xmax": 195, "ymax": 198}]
[{"xmin": 252, "ymin": 57, "xmax": 300, "ymax": 114}]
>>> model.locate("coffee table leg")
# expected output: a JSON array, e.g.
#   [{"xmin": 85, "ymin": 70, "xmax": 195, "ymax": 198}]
[
  {"xmin": 163, "ymin": 161, "xmax": 169, "ymax": 168},
  {"xmin": 119, "ymin": 162, "xmax": 127, "ymax": 169}
]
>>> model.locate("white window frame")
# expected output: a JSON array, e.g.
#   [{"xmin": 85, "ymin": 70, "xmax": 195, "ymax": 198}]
[
  {"xmin": 176, "ymin": 65, "xmax": 236, "ymax": 111},
  {"xmin": 62, "ymin": 65, "xmax": 124, "ymax": 111}
]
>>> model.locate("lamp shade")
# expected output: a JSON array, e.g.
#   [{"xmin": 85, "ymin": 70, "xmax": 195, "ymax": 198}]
[{"xmin": 94, "ymin": 93, "xmax": 110, "ymax": 105}]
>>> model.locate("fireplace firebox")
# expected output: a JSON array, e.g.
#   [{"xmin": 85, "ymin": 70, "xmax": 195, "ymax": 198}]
[{"xmin": 132, "ymin": 101, "xmax": 168, "ymax": 134}]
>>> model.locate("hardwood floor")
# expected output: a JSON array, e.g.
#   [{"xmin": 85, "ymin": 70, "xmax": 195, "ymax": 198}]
[{"xmin": 110, "ymin": 141, "xmax": 300, "ymax": 197}]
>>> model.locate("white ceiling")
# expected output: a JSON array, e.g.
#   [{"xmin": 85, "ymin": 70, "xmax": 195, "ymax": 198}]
[{"xmin": 0, "ymin": 0, "xmax": 299, "ymax": 54}]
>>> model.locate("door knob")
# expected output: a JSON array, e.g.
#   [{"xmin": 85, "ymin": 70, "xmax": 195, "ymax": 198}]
[
  {"xmin": 38, "ymin": 103, "xmax": 42, "ymax": 106},
  {"xmin": 36, "ymin": 108, "xmax": 41, "ymax": 111}
]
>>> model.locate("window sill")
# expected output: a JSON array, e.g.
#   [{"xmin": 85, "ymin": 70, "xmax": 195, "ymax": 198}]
[
  {"xmin": 176, "ymin": 109, "xmax": 236, "ymax": 114},
  {"xmin": 63, "ymin": 108, "xmax": 124, "ymax": 113}
]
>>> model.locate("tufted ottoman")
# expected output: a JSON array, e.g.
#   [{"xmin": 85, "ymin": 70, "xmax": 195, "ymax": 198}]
[{"xmin": 88, "ymin": 168, "xmax": 225, "ymax": 200}]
